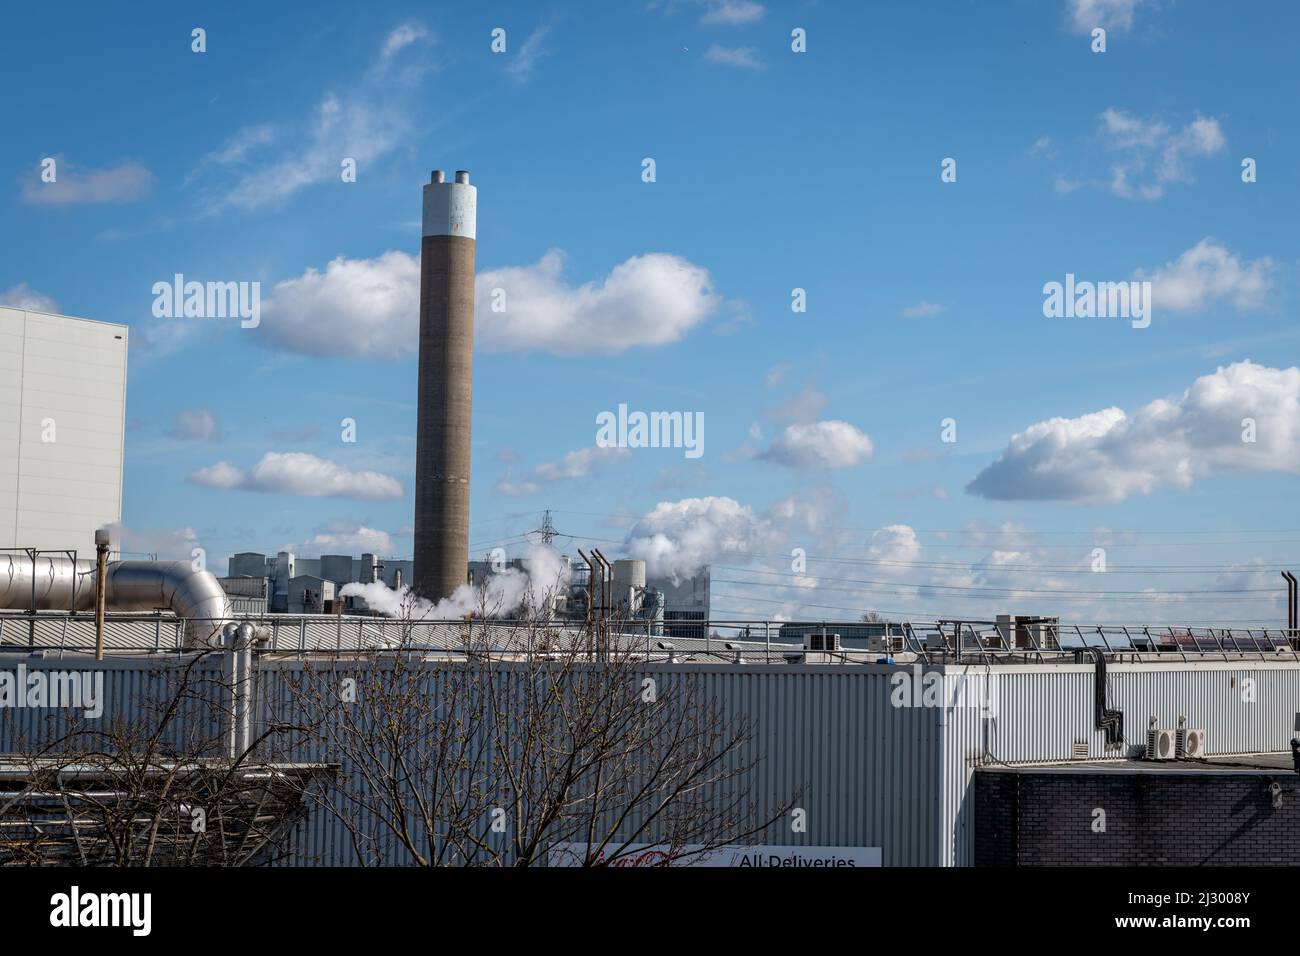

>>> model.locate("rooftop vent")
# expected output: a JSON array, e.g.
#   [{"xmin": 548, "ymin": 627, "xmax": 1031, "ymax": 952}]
[{"xmin": 805, "ymin": 632, "xmax": 840, "ymax": 652}]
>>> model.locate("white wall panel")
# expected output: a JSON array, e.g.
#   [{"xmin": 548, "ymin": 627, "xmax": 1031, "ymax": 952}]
[{"xmin": 1, "ymin": 309, "xmax": 127, "ymax": 554}]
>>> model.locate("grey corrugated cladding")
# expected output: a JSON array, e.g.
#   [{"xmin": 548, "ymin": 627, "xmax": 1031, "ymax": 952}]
[{"xmin": 2, "ymin": 653, "xmax": 1296, "ymax": 866}]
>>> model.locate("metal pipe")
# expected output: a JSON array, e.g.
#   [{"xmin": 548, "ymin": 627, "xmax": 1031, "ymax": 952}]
[
  {"xmin": 1282, "ymin": 572, "xmax": 1296, "ymax": 645},
  {"xmin": 593, "ymin": 550, "xmax": 613, "ymax": 659},
  {"xmin": 0, "ymin": 554, "xmax": 233, "ymax": 647},
  {"xmin": 94, "ymin": 530, "xmax": 109, "ymax": 661},
  {"xmin": 577, "ymin": 549, "xmax": 595, "ymax": 653},
  {"xmin": 1286, "ymin": 571, "xmax": 1298, "ymax": 641}
]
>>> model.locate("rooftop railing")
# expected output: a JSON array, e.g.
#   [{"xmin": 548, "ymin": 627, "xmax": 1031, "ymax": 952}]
[{"xmin": 1, "ymin": 610, "xmax": 1296, "ymax": 665}]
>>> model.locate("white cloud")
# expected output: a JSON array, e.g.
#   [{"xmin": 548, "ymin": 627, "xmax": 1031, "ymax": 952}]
[
  {"xmin": 188, "ymin": 461, "xmax": 245, "ymax": 489},
  {"xmin": 506, "ymin": 24, "xmax": 551, "ymax": 82},
  {"xmin": 291, "ymin": 522, "xmax": 393, "ymax": 556},
  {"xmin": 1158, "ymin": 116, "xmax": 1225, "ymax": 183},
  {"xmin": 1141, "ymin": 238, "xmax": 1273, "ymax": 314},
  {"xmin": 222, "ymin": 94, "xmax": 404, "ymax": 210},
  {"xmin": 188, "ymin": 452, "xmax": 403, "ymax": 500},
  {"xmin": 494, "ymin": 472, "xmax": 541, "ymax": 498},
  {"xmin": 1098, "ymin": 109, "xmax": 1225, "ymax": 200},
  {"xmin": 497, "ymin": 446, "xmax": 630, "ymax": 497},
  {"xmin": 703, "ymin": 44, "xmax": 762, "ymax": 69},
  {"xmin": 967, "ymin": 361, "xmax": 1300, "ymax": 503},
  {"xmin": 533, "ymin": 446, "xmax": 632, "ymax": 481},
  {"xmin": 168, "ymin": 408, "xmax": 221, "ymax": 442},
  {"xmin": 258, "ymin": 247, "xmax": 724, "ymax": 358},
  {"xmin": 902, "ymin": 301, "xmax": 945, "ymax": 318},
  {"xmin": 700, "ymin": 0, "xmax": 765, "ymax": 24},
  {"xmin": 194, "ymin": 29, "xmax": 424, "ymax": 211},
  {"xmin": 0, "ymin": 283, "xmax": 57, "ymax": 312},
  {"xmin": 1066, "ymin": 0, "xmax": 1150, "ymax": 33},
  {"xmin": 185, "ymin": 125, "xmax": 275, "ymax": 186},
  {"xmin": 868, "ymin": 525, "xmax": 921, "ymax": 565},
  {"xmin": 380, "ymin": 22, "xmax": 429, "ymax": 62},
  {"xmin": 761, "ymin": 420, "xmax": 875, "ymax": 469},
  {"xmin": 477, "ymin": 249, "xmax": 722, "ymax": 355},
  {"xmin": 259, "ymin": 250, "xmax": 418, "ymax": 359},
  {"xmin": 22, "ymin": 159, "xmax": 153, "ymax": 205}
]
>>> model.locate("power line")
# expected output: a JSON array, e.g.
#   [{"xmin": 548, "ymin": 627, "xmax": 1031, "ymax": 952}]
[
  {"xmin": 708, "ymin": 592, "xmax": 1284, "ymax": 626},
  {"xmin": 545, "ymin": 509, "xmax": 1300, "ymax": 538},
  {"xmin": 713, "ymin": 566, "xmax": 1277, "ymax": 595}
]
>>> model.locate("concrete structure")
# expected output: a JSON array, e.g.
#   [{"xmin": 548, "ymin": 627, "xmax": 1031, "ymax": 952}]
[
  {"xmin": 0, "ymin": 307, "xmax": 127, "ymax": 556},
  {"xmin": 287, "ymin": 575, "xmax": 334, "ymax": 614},
  {"xmin": 656, "ymin": 569, "xmax": 710, "ymax": 638},
  {"xmin": 611, "ymin": 559, "xmax": 647, "ymax": 616},
  {"xmin": 223, "ymin": 549, "xmax": 707, "ymax": 625},
  {"xmin": 217, "ymin": 575, "xmax": 269, "ymax": 616},
  {"xmin": 413, "ymin": 169, "xmax": 477, "ymax": 603}
]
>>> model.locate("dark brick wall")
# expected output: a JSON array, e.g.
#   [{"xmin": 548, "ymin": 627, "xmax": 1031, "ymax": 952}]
[{"xmin": 974, "ymin": 768, "xmax": 1300, "ymax": 866}]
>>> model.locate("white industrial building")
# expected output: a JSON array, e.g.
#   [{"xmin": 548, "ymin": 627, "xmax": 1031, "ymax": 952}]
[
  {"xmin": 2, "ymin": 616, "xmax": 1298, "ymax": 866},
  {"xmin": 0, "ymin": 307, "xmax": 128, "ymax": 556}
]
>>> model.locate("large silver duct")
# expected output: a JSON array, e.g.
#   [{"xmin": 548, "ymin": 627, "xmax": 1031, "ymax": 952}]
[{"xmin": 0, "ymin": 555, "xmax": 232, "ymax": 647}]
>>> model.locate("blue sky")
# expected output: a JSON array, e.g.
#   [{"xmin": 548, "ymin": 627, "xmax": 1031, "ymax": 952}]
[{"xmin": 4, "ymin": 0, "xmax": 1299, "ymax": 625}]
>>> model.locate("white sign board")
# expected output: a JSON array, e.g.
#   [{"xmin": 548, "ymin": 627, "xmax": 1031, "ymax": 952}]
[{"xmin": 548, "ymin": 842, "xmax": 881, "ymax": 868}]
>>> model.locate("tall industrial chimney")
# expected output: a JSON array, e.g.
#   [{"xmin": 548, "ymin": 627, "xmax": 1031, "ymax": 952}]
[{"xmin": 413, "ymin": 168, "xmax": 476, "ymax": 602}]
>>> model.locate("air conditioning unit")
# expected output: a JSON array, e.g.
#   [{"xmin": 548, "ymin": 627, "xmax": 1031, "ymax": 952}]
[
  {"xmin": 805, "ymin": 633, "xmax": 840, "ymax": 652},
  {"xmin": 1177, "ymin": 727, "xmax": 1207, "ymax": 759},
  {"xmin": 1146, "ymin": 728, "xmax": 1177, "ymax": 761}
]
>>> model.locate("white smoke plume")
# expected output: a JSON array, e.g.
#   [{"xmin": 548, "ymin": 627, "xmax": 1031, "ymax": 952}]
[{"xmin": 339, "ymin": 544, "xmax": 571, "ymax": 620}]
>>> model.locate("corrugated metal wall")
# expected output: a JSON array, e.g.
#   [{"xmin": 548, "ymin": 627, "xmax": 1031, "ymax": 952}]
[
  {"xmin": 253, "ymin": 661, "xmax": 947, "ymax": 866},
  {"xmin": 0, "ymin": 651, "xmax": 229, "ymax": 753},
  {"xmin": 3, "ymin": 654, "xmax": 1296, "ymax": 866},
  {"xmin": 938, "ymin": 660, "xmax": 1300, "ymax": 865}
]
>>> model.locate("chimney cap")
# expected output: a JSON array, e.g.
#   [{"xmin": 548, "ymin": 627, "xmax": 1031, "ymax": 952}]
[
  {"xmin": 431, "ymin": 169, "xmax": 445, "ymax": 183},
  {"xmin": 455, "ymin": 170, "xmax": 470, "ymax": 184}
]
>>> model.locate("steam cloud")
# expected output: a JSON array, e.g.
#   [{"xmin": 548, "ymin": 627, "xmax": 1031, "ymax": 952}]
[{"xmin": 340, "ymin": 544, "xmax": 571, "ymax": 620}]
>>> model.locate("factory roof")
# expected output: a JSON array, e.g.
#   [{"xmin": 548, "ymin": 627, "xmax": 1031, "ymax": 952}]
[{"xmin": 979, "ymin": 754, "xmax": 1298, "ymax": 775}]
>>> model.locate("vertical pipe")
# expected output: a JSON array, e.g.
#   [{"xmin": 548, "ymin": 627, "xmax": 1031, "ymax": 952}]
[
  {"xmin": 1291, "ymin": 571, "xmax": 1297, "ymax": 641},
  {"xmin": 413, "ymin": 168, "xmax": 477, "ymax": 603},
  {"xmin": 94, "ymin": 530, "xmax": 109, "ymax": 661},
  {"xmin": 26, "ymin": 548, "xmax": 35, "ymax": 647},
  {"xmin": 578, "ymin": 549, "xmax": 594, "ymax": 655},
  {"xmin": 593, "ymin": 550, "xmax": 610, "ymax": 660}
]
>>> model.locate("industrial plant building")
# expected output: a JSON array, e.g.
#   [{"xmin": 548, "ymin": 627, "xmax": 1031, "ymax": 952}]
[
  {"xmin": 0, "ymin": 306, "xmax": 127, "ymax": 556},
  {"xmin": 3, "ymin": 169, "xmax": 1298, "ymax": 869},
  {"xmin": 3, "ymin": 615, "xmax": 1299, "ymax": 866},
  {"xmin": 221, "ymin": 548, "xmax": 710, "ymax": 636}
]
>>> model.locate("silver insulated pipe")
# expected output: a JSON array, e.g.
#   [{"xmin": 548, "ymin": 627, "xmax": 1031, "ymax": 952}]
[{"xmin": 0, "ymin": 555, "xmax": 233, "ymax": 647}]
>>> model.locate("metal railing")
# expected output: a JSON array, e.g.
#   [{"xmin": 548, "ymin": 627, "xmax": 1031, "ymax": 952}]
[{"xmin": 1, "ymin": 610, "xmax": 1296, "ymax": 664}]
